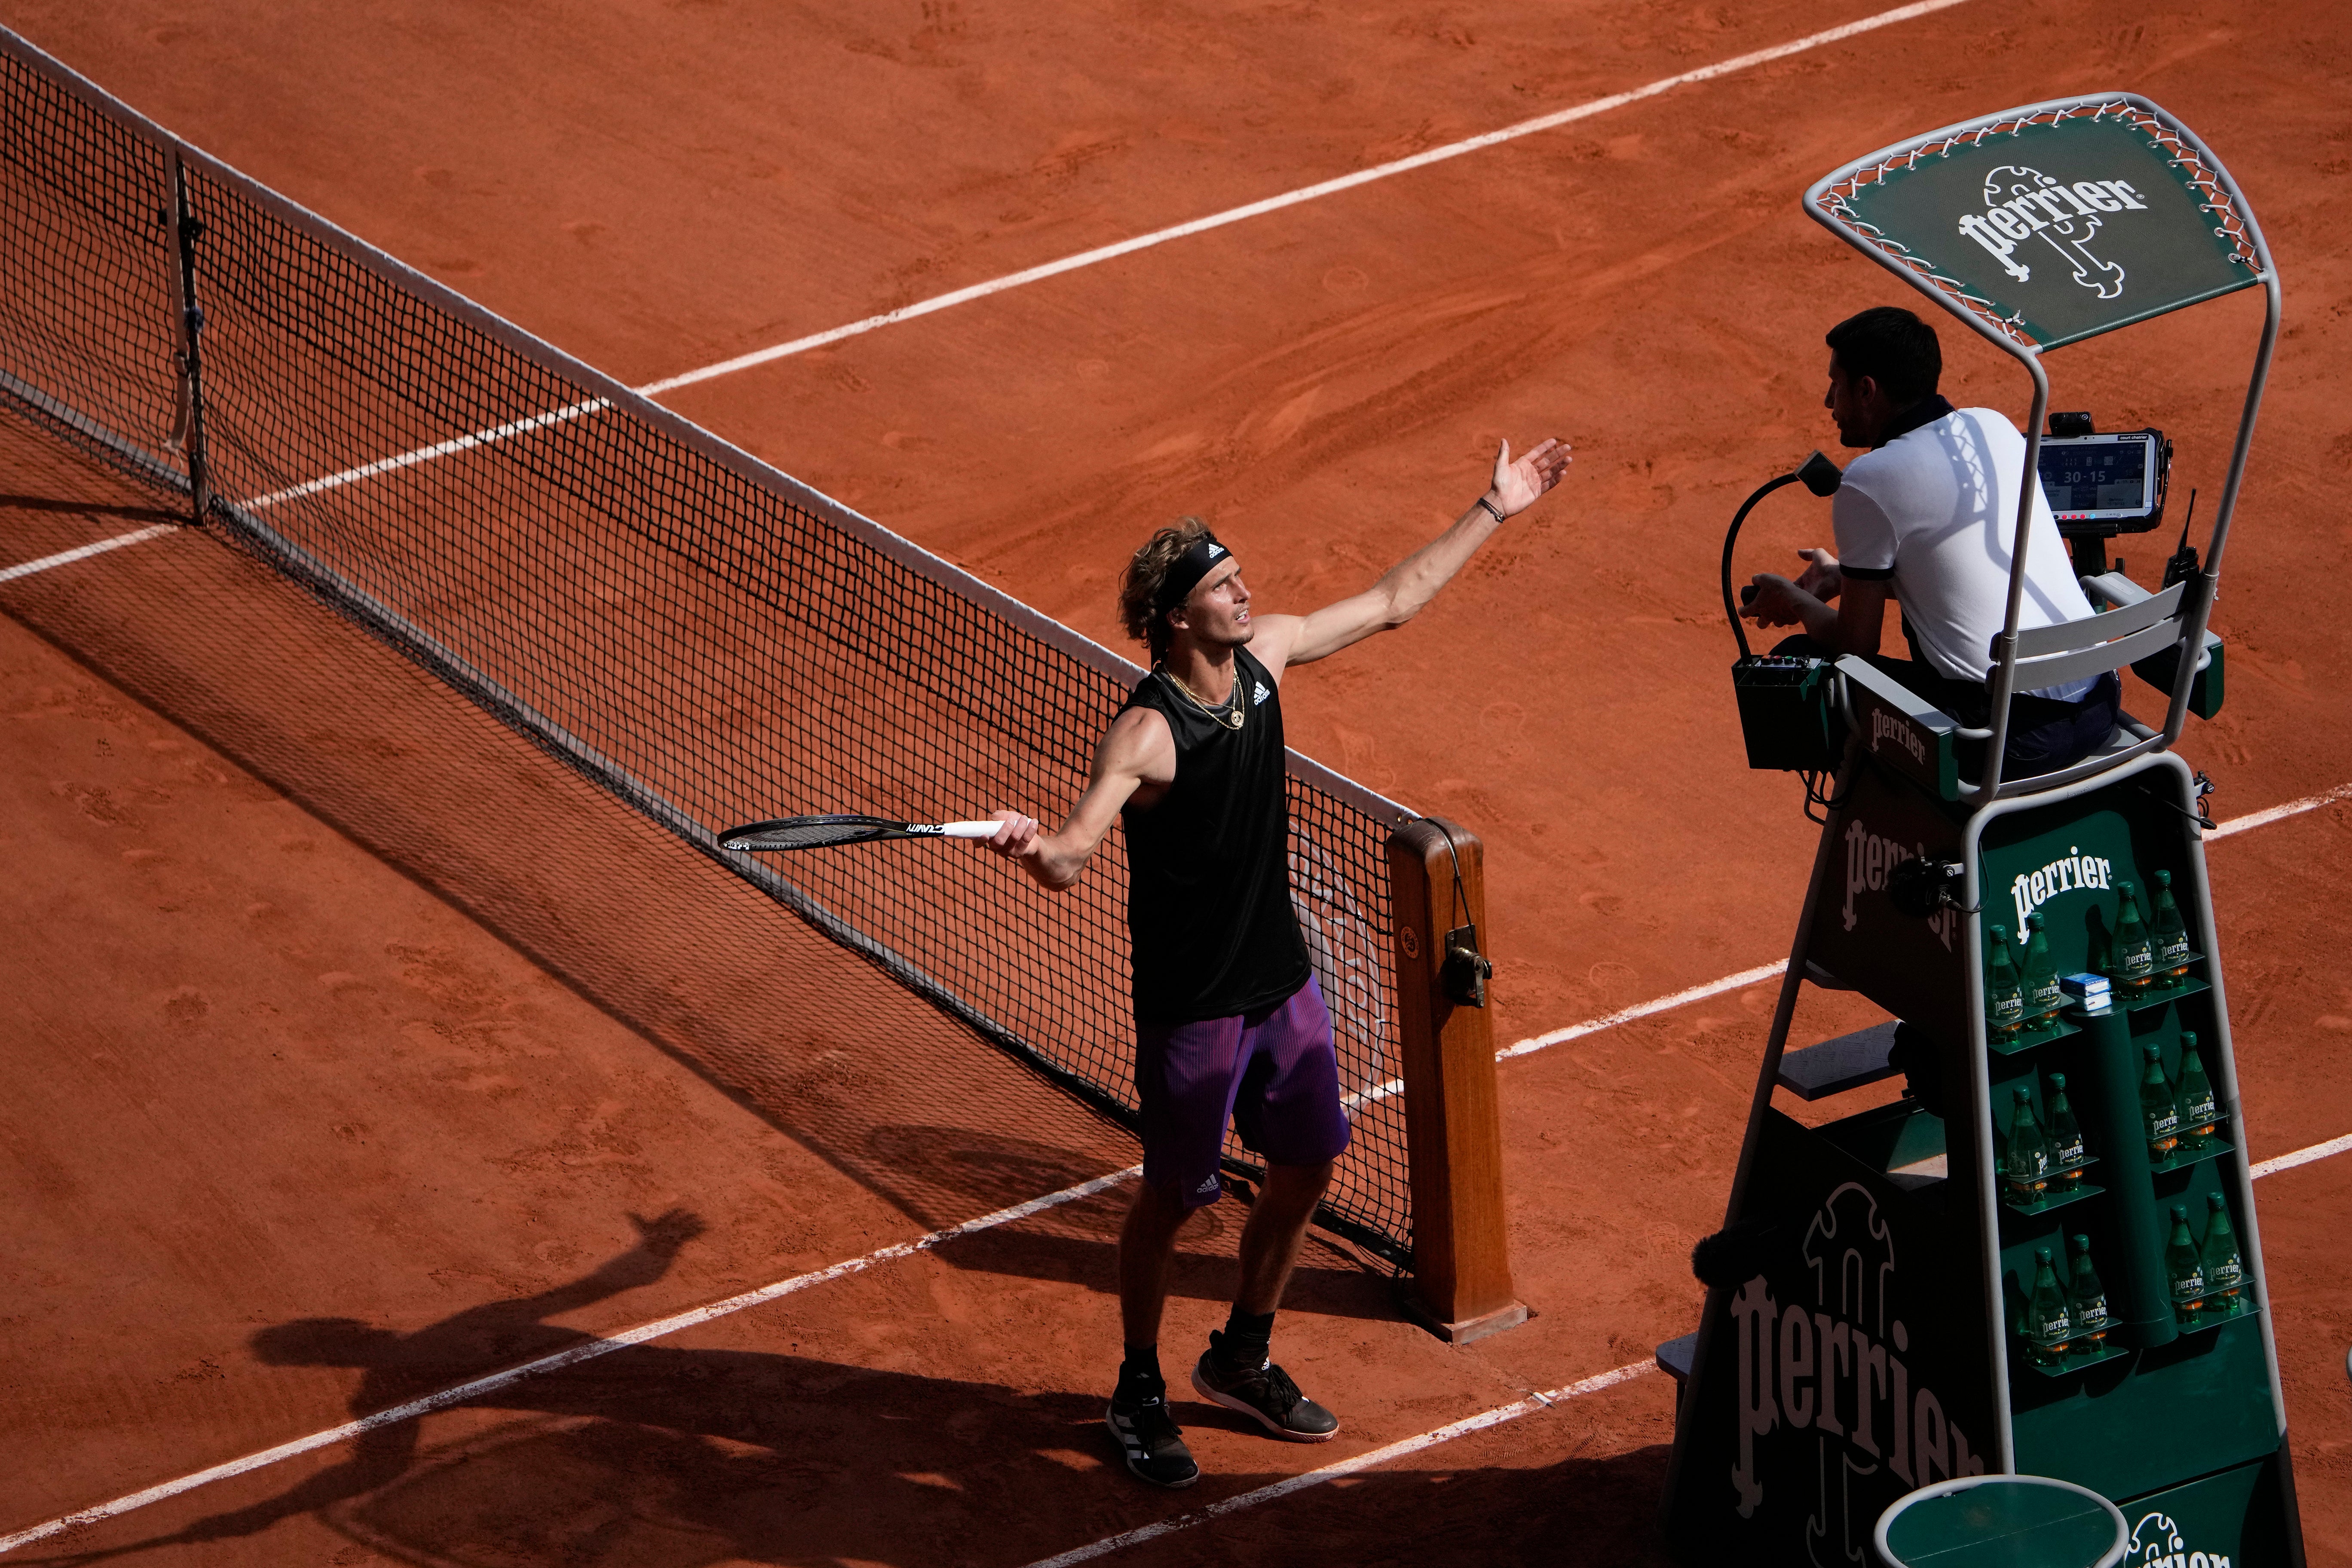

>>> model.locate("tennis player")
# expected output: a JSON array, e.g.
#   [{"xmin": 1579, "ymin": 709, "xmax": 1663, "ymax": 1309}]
[{"xmin": 986, "ymin": 435, "xmax": 1571, "ymax": 1488}]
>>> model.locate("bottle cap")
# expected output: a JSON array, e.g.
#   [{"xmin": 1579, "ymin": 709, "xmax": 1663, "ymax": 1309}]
[
  {"xmin": 2014, "ymin": 1085, "xmax": 2031, "ymax": 1102},
  {"xmin": 2156, "ymin": 870, "xmax": 2171, "ymax": 887},
  {"xmin": 2036, "ymin": 1247, "xmax": 2052, "ymax": 1264},
  {"xmin": 2208, "ymin": 1192, "xmax": 2227, "ymax": 1210},
  {"xmin": 2071, "ymin": 1233, "xmax": 2090, "ymax": 1249},
  {"xmin": 2119, "ymin": 880, "xmax": 2136, "ymax": 896},
  {"xmin": 2144, "ymin": 1042, "xmax": 2163, "ymax": 1060},
  {"xmin": 2172, "ymin": 1204, "xmax": 2188, "ymax": 1222},
  {"xmin": 1990, "ymin": 922, "xmax": 2009, "ymax": 939},
  {"xmin": 2027, "ymin": 910, "xmax": 2044, "ymax": 929},
  {"xmin": 2180, "ymin": 1031, "xmax": 2197, "ymax": 1048},
  {"xmin": 2049, "ymin": 1072, "xmax": 2067, "ymax": 1089}
]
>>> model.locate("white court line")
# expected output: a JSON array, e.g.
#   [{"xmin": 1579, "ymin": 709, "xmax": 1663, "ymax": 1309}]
[
  {"xmin": 1487, "ymin": 783, "xmax": 2352, "ymax": 1066},
  {"xmin": 1021, "ymin": 1118, "xmax": 2352, "ymax": 1568},
  {"xmin": 2250, "ymin": 1131, "xmax": 2352, "ymax": 1180},
  {"xmin": 6, "ymin": 780, "xmax": 2348, "ymax": 1553},
  {"xmin": 634, "ymin": 0, "xmax": 1973, "ymax": 398},
  {"xmin": 0, "ymin": 1165, "xmax": 1138, "ymax": 1556},
  {"xmin": 226, "ymin": 0, "xmax": 1977, "ymax": 512},
  {"xmin": 1020, "ymin": 1360, "xmax": 1660, "ymax": 1568},
  {"xmin": 2205, "ymin": 780, "xmax": 2352, "ymax": 839},
  {"xmin": 242, "ymin": 398, "xmax": 609, "ymax": 511},
  {"xmin": 0, "ymin": 523, "xmax": 177, "ymax": 583},
  {"xmin": 1498, "ymin": 961, "xmax": 1792, "ymax": 1061},
  {"xmin": 1342, "ymin": 960, "xmax": 1786, "ymax": 1111}
]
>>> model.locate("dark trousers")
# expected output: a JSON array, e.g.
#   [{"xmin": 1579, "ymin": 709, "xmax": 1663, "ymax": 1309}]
[{"xmin": 1772, "ymin": 635, "xmax": 2121, "ymax": 780}]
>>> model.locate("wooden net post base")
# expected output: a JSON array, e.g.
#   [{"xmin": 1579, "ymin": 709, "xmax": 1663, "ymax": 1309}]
[{"xmin": 1387, "ymin": 817, "xmax": 1526, "ymax": 1343}]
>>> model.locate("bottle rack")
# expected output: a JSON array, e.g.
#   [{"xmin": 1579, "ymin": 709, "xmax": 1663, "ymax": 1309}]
[
  {"xmin": 1988, "ymin": 949, "xmax": 2211, "ymax": 1060},
  {"xmin": 2173, "ymin": 1295, "xmax": 2258, "ymax": 1338},
  {"xmin": 1988, "ymin": 945, "xmax": 2244, "ymax": 1393},
  {"xmin": 2018, "ymin": 1332, "xmax": 2133, "ymax": 1379},
  {"xmin": 2000, "ymin": 1159, "xmax": 2102, "ymax": 1217},
  {"xmin": 2148, "ymin": 1127, "xmax": 2235, "ymax": 1176},
  {"xmin": 1988, "ymin": 1010, "xmax": 2080, "ymax": 1056}
]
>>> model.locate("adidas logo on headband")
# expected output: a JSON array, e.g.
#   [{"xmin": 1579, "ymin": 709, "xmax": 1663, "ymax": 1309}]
[{"xmin": 1155, "ymin": 533, "xmax": 1233, "ymax": 613}]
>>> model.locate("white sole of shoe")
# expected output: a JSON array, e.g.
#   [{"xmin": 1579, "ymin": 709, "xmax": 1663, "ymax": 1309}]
[{"xmin": 1189, "ymin": 1365, "xmax": 1340, "ymax": 1442}]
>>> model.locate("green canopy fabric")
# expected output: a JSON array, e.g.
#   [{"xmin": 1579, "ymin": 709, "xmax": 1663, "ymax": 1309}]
[{"xmin": 1810, "ymin": 98, "xmax": 2264, "ymax": 351}]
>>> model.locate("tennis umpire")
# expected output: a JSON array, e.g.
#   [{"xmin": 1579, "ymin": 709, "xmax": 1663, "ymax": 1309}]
[
  {"xmin": 1742, "ymin": 305, "xmax": 2119, "ymax": 777},
  {"xmin": 986, "ymin": 435, "xmax": 1570, "ymax": 1488}
]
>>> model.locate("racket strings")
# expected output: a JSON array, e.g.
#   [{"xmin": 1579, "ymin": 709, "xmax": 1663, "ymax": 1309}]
[{"xmin": 722, "ymin": 815, "xmax": 897, "ymax": 851}]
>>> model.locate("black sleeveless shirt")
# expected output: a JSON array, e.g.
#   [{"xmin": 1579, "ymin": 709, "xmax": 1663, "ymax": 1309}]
[{"xmin": 1120, "ymin": 646, "xmax": 1311, "ymax": 1024}]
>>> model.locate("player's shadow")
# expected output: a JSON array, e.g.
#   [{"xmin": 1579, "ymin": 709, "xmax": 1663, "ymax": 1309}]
[{"xmin": 26, "ymin": 1214, "xmax": 1669, "ymax": 1568}]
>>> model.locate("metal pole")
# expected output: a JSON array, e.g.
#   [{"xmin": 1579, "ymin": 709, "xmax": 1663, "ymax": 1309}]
[
  {"xmin": 166, "ymin": 148, "xmax": 212, "ymax": 524},
  {"xmin": 1978, "ymin": 354, "xmax": 2049, "ymax": 798},
  {"xmin": 1957, "ymin": 807, "xmax": 2017, "ymax": 1471},
  {"xmin": 2162, "ymin": 272, "xmax": 2279, "ymax": 744}
]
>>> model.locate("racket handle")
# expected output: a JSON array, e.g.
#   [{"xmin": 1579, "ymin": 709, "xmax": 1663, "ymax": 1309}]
[{"xmin": 942, "ymin": 821, "xmax": 1002, "ymax": 839}]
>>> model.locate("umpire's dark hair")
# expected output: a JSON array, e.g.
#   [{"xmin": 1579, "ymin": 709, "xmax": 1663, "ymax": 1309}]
[{"xmin": 1826, "ymin": 306, "xmax": 1942, "ymax": 405}]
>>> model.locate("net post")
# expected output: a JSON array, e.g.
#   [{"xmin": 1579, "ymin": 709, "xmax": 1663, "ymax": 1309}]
[
  {"xmin": 1386, "ymin": 817, "xmax": 1526, "ymax": 1343},
  {"xmin": 163, "ymin": 147, "xmax": 211, "ymax": 522}
]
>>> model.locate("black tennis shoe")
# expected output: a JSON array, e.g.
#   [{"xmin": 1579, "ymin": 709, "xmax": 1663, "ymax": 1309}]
[
  {"xmin": 1190, "ymin": 1332, "xmax": 1340, "ymax": 1442},
  {"xmin": 1105, "ymin": 1387, "xmax": 1199, "ymax": 1489}
]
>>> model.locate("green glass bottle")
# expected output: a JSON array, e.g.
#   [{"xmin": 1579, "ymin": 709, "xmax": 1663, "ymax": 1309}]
[
  {"xmin": 2166, "ymin": 1204, "xmax": 2206, "ymax": 1325},
  {"xmin": 2111, "ymin": 881, "xmax": 2156, "ymax": 991},
  {"xmin": 2022, "ymin": 910, "xmax": 2061, "ymax": 1022},
  {"xmin": 2003, "ymin": 1084, "xmax": 2050, "ymax": 1204},
  {"xmin": 2141, "ymin": 1041, "xmax": 2180, "ymax": 1164},
  {"xmin": 2046, "ymin": 1072, "xmax": 2086, "ymax": 1184},
  {"xmin": 2202, "ymin": 1191, "xmax": 2244, "ymax": 1317},
  {"xmin": 2151, "ymin": 869, "xmax": 2193, "ymax": 980},
  {"xmin": 2024, "ymin": 1247, "xmax": 2072, "ymax": 1366},
  {"xmin": 1985, "ymin": 924, "xmax": 2026, "ymax": 1038},
  {"xmin": 2067, "ymin": 1234, "xmax": 2109, "ymax": 1357},
  {"xmin": 2176, "ymin": 1032, "xmax": 2219, "ymax": 1148}
]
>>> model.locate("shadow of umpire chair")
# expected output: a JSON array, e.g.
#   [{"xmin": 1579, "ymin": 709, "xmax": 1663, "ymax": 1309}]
[{"xmin": 1660, "ymin": 94, "xmax": 2306, "ymax": 1566}]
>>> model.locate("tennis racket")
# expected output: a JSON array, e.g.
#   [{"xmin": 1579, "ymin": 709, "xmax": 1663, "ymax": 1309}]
[{"xmin": 718, "ymin": 813, "xmax": 1004, "ymax": 852}]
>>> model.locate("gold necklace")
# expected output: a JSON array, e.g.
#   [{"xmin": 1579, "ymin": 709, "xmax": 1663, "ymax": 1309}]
[{"xmin": 1163, "ymin": 665, "xmax": 1244, "ymax": 729}]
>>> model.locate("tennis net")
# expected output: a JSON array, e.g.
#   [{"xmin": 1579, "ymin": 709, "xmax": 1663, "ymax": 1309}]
[{"xmin": 0, "ymin": 29, "xmax": 1421, "ymax": 1266}]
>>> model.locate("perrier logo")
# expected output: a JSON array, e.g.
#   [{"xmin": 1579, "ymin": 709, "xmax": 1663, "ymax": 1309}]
[
  {"xmin": 1956, "ymin": 165, "xmax": 2150, "ymax": 298},
  {"xmin": 1726, "ymin": 1182, "xmax": 1985, "ymax": 1555}
]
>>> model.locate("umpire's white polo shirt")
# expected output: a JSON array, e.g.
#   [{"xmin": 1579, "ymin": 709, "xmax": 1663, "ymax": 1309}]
[{"xmin": 1834, "ymin": 405, "xmax": 2096, "ymax": 697}]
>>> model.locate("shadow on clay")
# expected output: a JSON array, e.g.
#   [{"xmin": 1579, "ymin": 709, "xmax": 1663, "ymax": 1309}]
[{"xmin": 22, "ymin": 1216, "xmax": 1667, "ymax": 1568}]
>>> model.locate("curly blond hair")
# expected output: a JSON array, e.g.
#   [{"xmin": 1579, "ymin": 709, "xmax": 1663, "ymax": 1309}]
[{"xmin": 1118, "ymin": 516, "xmax": 1214, "ymax": 664}]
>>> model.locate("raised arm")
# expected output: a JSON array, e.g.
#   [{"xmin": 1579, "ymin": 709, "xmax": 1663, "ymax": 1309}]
[
  {"xmin": 986, "ymin": 705, "xmax": 1174, "ymax": 892},
  {"xmin": 1251, "ymin": 437, "xmax": 1570, "ymax": 677}
]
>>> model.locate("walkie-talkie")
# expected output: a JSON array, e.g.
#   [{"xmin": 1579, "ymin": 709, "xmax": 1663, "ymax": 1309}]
[{"xmin": 2161, "ymin": 487, "xmax": 2200, "ymax": 589}]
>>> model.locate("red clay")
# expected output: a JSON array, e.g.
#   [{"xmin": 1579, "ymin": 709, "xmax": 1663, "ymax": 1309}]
[{"xmin": 3, "ymin": 0, "xmax": 2349, "ymax": 1563}]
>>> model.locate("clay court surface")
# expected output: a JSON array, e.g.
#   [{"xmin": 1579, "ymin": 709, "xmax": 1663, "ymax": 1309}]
[{"xmin": 2, "ymin": 0, "xmax": 2349, "ymax": 1562}]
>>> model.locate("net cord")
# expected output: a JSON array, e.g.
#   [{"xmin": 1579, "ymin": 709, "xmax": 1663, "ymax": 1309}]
[{"xmin": 0, "ymin": 21, "xmax": 1414, "ymax": 832}]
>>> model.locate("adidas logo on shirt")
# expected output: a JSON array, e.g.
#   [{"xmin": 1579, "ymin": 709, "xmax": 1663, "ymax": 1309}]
[{"xmin": 1253, "ymin": 681, "xmax": 1270, "ymax": 705}]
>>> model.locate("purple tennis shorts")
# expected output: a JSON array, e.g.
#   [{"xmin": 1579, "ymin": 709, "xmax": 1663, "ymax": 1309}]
[{"xmin": 1135, "ymin": 975, "xmax": 1352, "ymax": 1209}]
